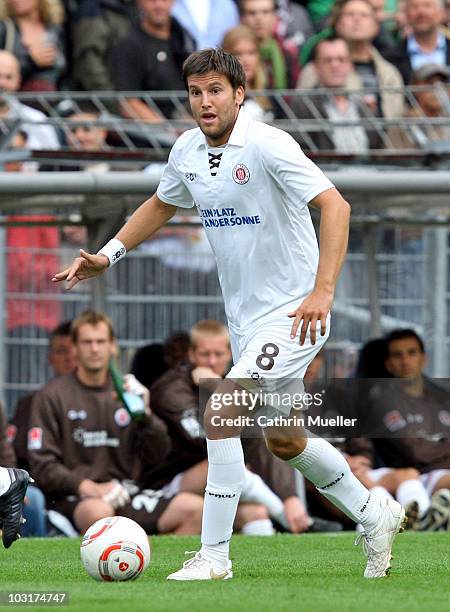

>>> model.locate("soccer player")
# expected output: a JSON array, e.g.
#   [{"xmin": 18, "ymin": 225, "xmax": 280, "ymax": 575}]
[
  {"xmin": 0, "ymin": 467, "xmax": 30, "ymax": 548},
  {"xmin": 53, "ymin": 48, "xmax": 406, "ymax": 579}
]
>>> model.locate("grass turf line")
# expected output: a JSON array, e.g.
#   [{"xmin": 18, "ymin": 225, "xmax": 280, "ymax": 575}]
[{"xmin": 1, "ymin": 533, "xmax": 449, "ymax": 612}]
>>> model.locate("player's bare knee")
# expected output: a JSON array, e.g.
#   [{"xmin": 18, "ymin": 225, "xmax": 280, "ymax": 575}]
[
  {"xmin": 265, "ymin": 435, "xmax": 306, "ymax": 461},
  {"xmin": 395, "ymin": 468, "xmax": 420, "ymax": 483},
  {"xmin": 158, "ymin": 492, "xmax": 203, "ymax": 534},
  {"xmin": 239, "ymin": 502, "xmax": 268, "ymax": 522},
  {"xmin": 167, "ymin": 492, "xmax": 203, "ymax": 523},
  {"xmin": 74, "ymin": 499, "xmax": 113, "ymax": 533}
]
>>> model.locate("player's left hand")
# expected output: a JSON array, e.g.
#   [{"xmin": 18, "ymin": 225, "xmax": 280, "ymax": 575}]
[
  {"xmin": 288, "ymin": 287, "xmax": 333, "ymax": 345},
  {"xmin": 283, "ymin": 496, "xmax": 310, "ymax": 533}
]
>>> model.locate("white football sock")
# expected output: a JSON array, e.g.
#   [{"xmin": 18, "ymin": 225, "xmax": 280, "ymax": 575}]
[
  {"xmin": 396, "ymin": 479, "xmax": 430, "ymax": 516},
  {"xmin": 200, "ymin": 438, "xmax": 245, "ymax": 570},
  {"xmin": 371, "ymin": 486, "xmax": 395, "ymax": 500},
  {"xmin": 0, "ymin": 467, "xmax": 11, "ymax": 496},
  {"xmin": 241, "ymin": 518, "xmax": 275, "ymax": 535},
  {"xmin": 241, "ymin": 468, "xmax": 286, "ymax": 521},
  {"xmin": 287, "ymin": 437, "xmax": 380, "ymax": 531}
]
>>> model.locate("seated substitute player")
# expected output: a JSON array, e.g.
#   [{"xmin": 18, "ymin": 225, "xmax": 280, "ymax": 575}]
[
  {"xmin": 148, "ymin": 319, "xmax": 310, "ymax": 534},
  {"xmin": 27, "ymin": 310, "xmax": 203, "ymax": 536},
  {"xmin": 53, "ymin": 48, "xmax": 406, "ymax": 579},
  {"xmin": 357, "ymin": 329, "xmax": 450, "ymax": 530}
]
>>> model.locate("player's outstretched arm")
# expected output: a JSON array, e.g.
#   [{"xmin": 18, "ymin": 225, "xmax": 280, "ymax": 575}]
[
  {"xmin": 52, "ymin": 194, "xmax": 177, "ymax": 290},
  {"xmin": 289, "ymin": 187, "xmax": 351, "ymax": 345}
]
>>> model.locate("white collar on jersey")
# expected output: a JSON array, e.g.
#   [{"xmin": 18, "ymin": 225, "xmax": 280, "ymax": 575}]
[{"xmin": 196, "ymin": 108, "xmax": 251, "ymax": 150}]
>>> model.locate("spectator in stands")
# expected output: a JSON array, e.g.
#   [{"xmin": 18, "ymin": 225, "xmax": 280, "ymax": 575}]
[
  {"xmin": 172, "ymin": 0, "xmax": 239, "ymax": 49},
  {"xmin": 292, "ymin": 37, "xmax": 383, "ymax": 152},
  {"xmin": 301, "ymin": 0, "xmax": 398, "ymax": 66},
  {"xmin": 0, "ymin": 0, "xmax": 66, "ymax": 91},
  {"xmin": 299, "ymin": 0, "xmax": 405, "ymax": 118},
  {"xmin": 239, "ymin": 0, "xmax": 300, "ymax": 88},
  {"xmin": 274, "ymin": 0, "xmax": 315, "ymax": 55},
  {"xmin": 110, "ymin": 0, "xmax": 195, "ymax": 122},
  {"xmin": 149, "ymin": 319, "xmax": 313, "ymax": 534},
  {"xmin": 2, "ymin": 129, "xmax": 28, "ymax": 171},
  {"xmin": 70, "ymin": 0, "xmax": 136, "ymax": 90},
  {"xmin": 385, "ymin": 0, "xmax": 450, "ymax": 84},
  {"xmin": 222, "ymin": 24, "xmax": 274, "ymax": 121},
  {"xmin": 356, "ymin": 329, "xmax": 450, "ymax": 530},
  {"xmin": 66, "ymin": 108, "xmax": 111, "ymax": 172},
  {"xmin": 394, "ymin": 63, "xmax": 450, "ymax": 147},
  {"xmin": 0, "ymin": 50, "xmax": 59, "ymax": 150},
  {"xmin": 27, "ymin": 310, "xmax": 203, "ymax": 535}
]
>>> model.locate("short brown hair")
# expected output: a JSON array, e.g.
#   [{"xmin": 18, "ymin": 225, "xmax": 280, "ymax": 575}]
[
  {"xmin": 182, "ymin": 48, "xmax": 246, "ymax": 91},
  {"xmin": 190, "ymin": 320, "xmax": 229, "ymax": 349},
  {"xmin": 71, "ymin": 310, "xmax": 115, "ymax": 343}
]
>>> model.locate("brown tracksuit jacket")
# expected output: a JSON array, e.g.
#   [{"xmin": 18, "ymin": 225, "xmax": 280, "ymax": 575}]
[{"xmin": 28, "ymin": 372, "xmax": 171, "ymax": 499}]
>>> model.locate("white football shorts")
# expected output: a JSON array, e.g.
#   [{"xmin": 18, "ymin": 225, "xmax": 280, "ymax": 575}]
[{"xmin": 226, "ymin": 315, "xmax": 330, "ymax": 416}]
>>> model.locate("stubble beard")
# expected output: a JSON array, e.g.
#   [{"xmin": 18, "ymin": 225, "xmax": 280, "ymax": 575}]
[{"xmin": 197, "ymin": 109, "xmax": 237, "ymax": 145}]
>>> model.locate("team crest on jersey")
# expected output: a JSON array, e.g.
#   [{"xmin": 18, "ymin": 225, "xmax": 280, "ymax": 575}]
[
  {"xmin": 6, "ymin": 424, "xmax": 17, "ymax": 442},
  {"xmin": 28, "ymin": 427, "xmax": 43, "ymax": 450},
  {"xmin": 232, "ymin": 164, "xmax": 250, "ymax": 185},
  {"xmin": 114, "ymin": 408, "xmax": 131, "ymax": 427},
  {"xmin": 383, "ymin": 410, "xmax": 407, "ymax": 432}
]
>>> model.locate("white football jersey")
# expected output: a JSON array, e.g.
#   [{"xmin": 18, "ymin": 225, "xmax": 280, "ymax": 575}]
[{"xmin": 157, "ymin": 109, "xmax": 334, "ymax": 333}]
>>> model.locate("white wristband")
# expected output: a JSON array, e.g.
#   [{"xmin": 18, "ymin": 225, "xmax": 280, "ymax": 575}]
[{"xmin": 97, "ymin": 238, "xmax": 126, "ymax": 267}]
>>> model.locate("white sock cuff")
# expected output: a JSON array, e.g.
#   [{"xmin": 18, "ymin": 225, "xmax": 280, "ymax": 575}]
[
  {"xmin": 241, "ymin": 519, "xmax": 275, "ymax": 536},
  {"xmin": 207, "ymin": 437, "xmax": 243, "ymax": 464},
  {"xmin": 287, "ymin": 437, "xmax": 326, "ymax": 471}
]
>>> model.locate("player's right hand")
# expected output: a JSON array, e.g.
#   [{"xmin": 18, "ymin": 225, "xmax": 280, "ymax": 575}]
[
  {"xmin": 52, "ymin": 249, "xmax": 109, "ymax": 290},
  {"xmin": 102, "ymin": 481, "xmax": 130, "ymax": 509}
]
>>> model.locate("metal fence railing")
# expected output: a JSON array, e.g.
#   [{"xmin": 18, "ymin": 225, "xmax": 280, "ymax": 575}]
[{"xmin": 0, "ymin": 86, "xmax": 449, "ymax": 166}]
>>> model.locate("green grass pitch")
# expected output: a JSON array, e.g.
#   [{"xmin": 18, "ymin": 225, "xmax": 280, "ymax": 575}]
[{"xmin": 1, "ymin": 533, "xmax": 449, "ymax": 612}]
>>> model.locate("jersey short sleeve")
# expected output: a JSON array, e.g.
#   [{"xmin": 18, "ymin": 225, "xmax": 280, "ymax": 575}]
[
  {"xmin": 157, "ymin": 143, "xmax": 194, "ymax": 209},
  {"xmin": 261, "ymin": 128, "xmax": 334, "ymax": 207}
]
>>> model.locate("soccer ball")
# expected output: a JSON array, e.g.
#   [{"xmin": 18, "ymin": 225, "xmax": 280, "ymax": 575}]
[{"xmin": 80, "ymin": 516, "xmax": 151, "ymax": 581}]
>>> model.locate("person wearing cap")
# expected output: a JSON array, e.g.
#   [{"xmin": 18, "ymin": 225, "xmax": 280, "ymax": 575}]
[{"xmin": 392, "ymin": 61, "xmax": 450, "ymax": 147}]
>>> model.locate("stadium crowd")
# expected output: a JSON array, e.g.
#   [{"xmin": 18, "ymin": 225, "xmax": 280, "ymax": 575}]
[
  {"xmin": 0, "ymin": 311, "xmax": 449, "ymax": 537},
  {"xmin": 0, "ymin": 0, "xmax": 447, "ymax": 158}
]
